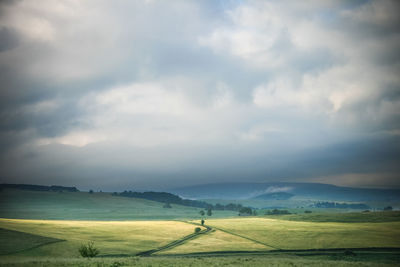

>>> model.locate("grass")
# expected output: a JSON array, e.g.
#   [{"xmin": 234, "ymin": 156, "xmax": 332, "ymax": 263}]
[
  {"xmin": 264, "ymin": 211, "xmax": 400, "ymax": 223},
  {"xmin": 0, "ymin": 189, "xmax": 236, "ymax": 220},
  {"xmin": 1, "ymin": 190, "xmax": 400, "ymax": 266},
  {"xmin": 0, "ymin": 254, "xmax": 399, "ymax": 267},
  {"xmin": 0, "ymin": 228, "xmax": 63, "ymax": 255},
  {"xmin": 157, "ymin": 229, "xmax": 269, "ymax": 255},
  {"xmin": 0, "ymin": 219, "xmax": 200, "ymax": 257},
  {"xmin": 202, "ymin": 217, "xmax": 400, "ymax": 250}
]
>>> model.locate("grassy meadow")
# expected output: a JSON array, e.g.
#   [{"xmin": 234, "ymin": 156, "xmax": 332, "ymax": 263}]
[
  {"xmin": 0, "ymin": 218, "xmax": 202, "ymax": 257},
  {"xmin": 157, "ymin": 229, "xmax": 270, "ymax": 255},
  {"xmin": 0, "ymin": 189, "xmax": 399, "ymax": 266},
  {"xmin": 0, "ymin": 189, "xmax": 236, "ymax": 220},
  {"xmin": 201, "ymin": 217, "xmax": 400, "ymax": 250}
]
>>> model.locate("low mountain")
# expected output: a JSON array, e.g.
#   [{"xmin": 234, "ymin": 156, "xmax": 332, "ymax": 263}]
[
  {"xmin": 253, "ymin": 192, "xmax": 294, "ymax": 200},
  {"xmin": 168, "ymin": 182, "xmax": 400, "ymax": 201}
]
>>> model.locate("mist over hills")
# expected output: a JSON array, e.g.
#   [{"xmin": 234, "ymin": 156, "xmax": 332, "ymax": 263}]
[{"xmin": 168, "ymin": 182, "xmax": 400, "ymax": 201}]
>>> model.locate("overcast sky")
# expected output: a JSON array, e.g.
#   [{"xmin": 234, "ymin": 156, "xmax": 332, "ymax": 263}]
[{"xmin": 0, "ymin": 0, "xmax": 399, "ymax": 191}]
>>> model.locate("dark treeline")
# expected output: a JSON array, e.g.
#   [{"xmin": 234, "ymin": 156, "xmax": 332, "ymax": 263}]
[
  {"xmin": 112, "ymin": 191, "xmax": 247, "ymax": 211},
  {"xmin": 0, "ymin": 184, "xmax": 79, "ymax": 192},
  {"xmin": 313, "ymin": 201, "xmax": 370, "ymax": 209},
  {"xmin": 265, "ymin": 209, "xmax": 291, "ymax": 215}
]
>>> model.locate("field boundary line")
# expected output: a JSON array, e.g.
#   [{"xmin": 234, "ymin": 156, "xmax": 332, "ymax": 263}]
[
  {"xmin": 209, "ymin": 225, "xmax": 280, "ymax": 250},
  {"xmin": 147, "ymin": 247, "xmax": 400, "ymax": 258}
]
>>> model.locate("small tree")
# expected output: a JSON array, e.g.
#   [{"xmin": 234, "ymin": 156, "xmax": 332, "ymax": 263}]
[
  {"xmin": 163, "ymin": 203, "xmax": 172, "ymax": 208},
  {"xmin": 207, "ymin": 208, "xmax": 212, "ymax": 216},
  {"xmin": 89, "ymin": 190, "xmax": 94, "ymax": 194},
  {"xmin": 199, "ymin": 210, "xmax": 205, "ymax": 216},
  {"xmin": 384, "ymin": 206, "xmax": 393, "ymax": 211},
  {"xmin": 79, "ymin": 241, "xmax": 99, "ymax": 258}
]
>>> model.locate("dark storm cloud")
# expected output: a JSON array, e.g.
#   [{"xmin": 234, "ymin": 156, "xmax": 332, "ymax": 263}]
[
  {"xmin": 0, "ymin": 0, "xmax": 399, "ymax": 189},
  {"xmin": 0, "ymin": 27, "xmax": 18, "ymax": 52}
]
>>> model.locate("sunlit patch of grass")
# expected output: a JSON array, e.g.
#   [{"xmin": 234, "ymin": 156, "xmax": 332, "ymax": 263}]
[
  {"xmin": 157, "ymin": 229, "xmax": 269, "ymax": 255},
  {"xmin": 0, "ymin": 219, "xmax": 197, "ymax": 257},
  {"xmin": 203, "ymin": 218, "xmax": 400, "ymax": 250}
]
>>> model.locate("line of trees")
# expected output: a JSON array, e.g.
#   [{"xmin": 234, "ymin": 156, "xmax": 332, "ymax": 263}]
[
  {"xmin": 112, "ymin": 191, "xmax": 252, "ymax": 212},
  {"xmin": 312, "ymin": 201, "xmax": 370, "ymax": 209},
  {"xmin": 0, "ymin": 184, "xmax": 79, "ymax": 192}
]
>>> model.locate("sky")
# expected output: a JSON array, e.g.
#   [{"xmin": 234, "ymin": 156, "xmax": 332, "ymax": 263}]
[{"xmin": 0, "ymin": 0, "xmax": 399, "ymax": 191}]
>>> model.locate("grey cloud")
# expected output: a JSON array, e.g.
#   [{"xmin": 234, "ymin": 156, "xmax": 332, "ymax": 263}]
[{"xmin": 0, "ymin": 0, "xmax": 399, "ymax": 189}]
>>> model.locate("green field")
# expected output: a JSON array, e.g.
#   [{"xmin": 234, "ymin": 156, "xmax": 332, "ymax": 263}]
[
  {"xmin": 0, "ymin": 228, "xmax": 62, "ymax": 255},
  {"xmin": 1, "ymin": 254, "xmax": 399, "ymax": 267},
  {"xmin": 0, "ymin": 189, "xmax": 236, "ymax": 220},
  {"xmin": 1, "ymin": 189, "xmax": 400, "ymax": 266},
  {"xmin": 264, "ymin": 211, "xmax": 400, "ymax": 223},
  {"xmin": 201, "ymin": 217, "xmax": 400, "ymax": 250},
  {"xmin": 0, "ymin": 218, "xmax": 202, "ymax": 257}
]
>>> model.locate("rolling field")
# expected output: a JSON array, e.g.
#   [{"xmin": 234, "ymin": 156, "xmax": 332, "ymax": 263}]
[
  {"xmin": 1, "ymin": 190, "xmax": 400, "ymax": 266},
  {"xmin": 265, "ymin": 211, "xmax": 400, "ymax": 223},
  {"xmin": 0, "ymin": 228, "xmax": 62, "ymax": 255},
  {"xmin": 201, "ymin": 217, "xmax": 400, "ymax": 250},
  {"xmin": 1, "ymin": 255, "xmax": 398, "ymax": 267},
  {"xmin": 0, "ymin": 218, "xmax": 201, "ymax": 257},
  {"xmin": 0, "ymin": 189, "xmax": 236, "ymax": 220},
  {"xmin": 157, "ymin": 229, "xmax": 269, "ymax": 255}
]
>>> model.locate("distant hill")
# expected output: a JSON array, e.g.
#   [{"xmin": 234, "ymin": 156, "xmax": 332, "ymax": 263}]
[
  {"xmin": 0, "ymin": 188, "xmax": 236, "ymax": 220},
  {"xmin": 253, "ymin": 192, "xmax": 294, "ymax": 200},
  {"xmin": 0, "ymin": 183, "xmax": 79, "ymax": 192},
  {"xmin": 114, "ymin": 191, "xmax": 250, "ymax": 211},
  {"xmin": 168, "ymin": 182, "xmax": 400, "ymax": 201}
]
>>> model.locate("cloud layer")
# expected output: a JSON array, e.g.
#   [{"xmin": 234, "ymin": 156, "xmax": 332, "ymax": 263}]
[{"xmin": 0, "ymin": 0, "xmax": 399, "ymax": 190}]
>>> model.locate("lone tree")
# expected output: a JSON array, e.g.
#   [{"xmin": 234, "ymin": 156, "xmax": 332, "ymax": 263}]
[
  {"xmin": 89, "ymin": 190, "xmax": 94, "ymax": 194},
  {"xmin": 207, "ymin": 208, "xmax": 212, "ymax": 216},
  {"xmin": 199, "ymin": 210, "xmax": 205, "ymax": 216},
  {"xmin": 384, "ymin": 206, "xmax": 393, "ymax": 211}
]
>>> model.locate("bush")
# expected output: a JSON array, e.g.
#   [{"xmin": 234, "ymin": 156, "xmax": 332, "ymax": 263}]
[
  {"xmin": 194, "ymin": 227, "xmax": 201, "ymax": 233},
  {"xmin": 265, "ymin": 209, "xmax": 291, "ymax": 215},
  {"xmin": 304, "ymin": 210, "xmax": 312, "ymax": 213},
  {"xmin": 79, "ymin": 241, "xmax": 99, "ymax": 257},
  {"xmin": 163, "ymin": 203, "xmax": 172, "ymax": 208}
]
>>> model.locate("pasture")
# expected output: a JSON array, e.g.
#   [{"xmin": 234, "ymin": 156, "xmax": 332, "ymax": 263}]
[
  {"xmin": 0, "ymin": 219, "xmax": 201, "ymax": 257},
  {"xmin": 0, "ymin": 190, "xmax": 399, "ymax": 266},
  {"xmin": 0, "ymin": 189, "xmax": 236, "ymax": 220},
  {"xmin": 202, "ymin": 217, "xmax": 400, "ymax": 250}
]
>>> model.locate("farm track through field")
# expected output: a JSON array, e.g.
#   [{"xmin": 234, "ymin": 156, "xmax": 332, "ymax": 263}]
[{"xmin": 135, "ymin": 221, "xmax": 213, "ymax": 256}]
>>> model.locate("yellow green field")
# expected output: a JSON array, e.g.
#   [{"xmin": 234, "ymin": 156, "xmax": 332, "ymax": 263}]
[
  {"xmin": 1, "ymin": 215, "xmax": 400, "ymax": 266},
  {"xmin": 0, "ymin": 219, "xmax": 200, "ymax": 257},
  {"xmin": 201, "ymin": 218, "xmax": 400, "ymax": 250},
  {"xmin": 157, "ymin": 229, "xmax": 269, "ymax": 254}
]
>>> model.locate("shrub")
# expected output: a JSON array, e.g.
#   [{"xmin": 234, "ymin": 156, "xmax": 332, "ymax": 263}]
[
  {"xmin": 194, "ymin": 227, "xmax": 201, "ymax": 233},
  {"xmin": 304, "ymin": 210, "xmax": 312, "ymax": 213},
  {"xmin": 207, "ymin": 208, "xmax": 212, "ymax": 216},
  {"xmin": 79, "ymin": 241, "xmax": 99, "ymax": 257},
  {"xmin": 163, "ymin": 203, "xmax": 172, "ymax": 208}
]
